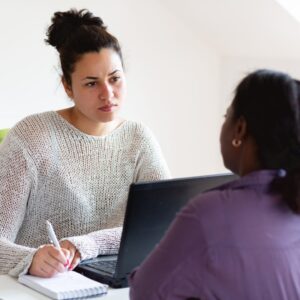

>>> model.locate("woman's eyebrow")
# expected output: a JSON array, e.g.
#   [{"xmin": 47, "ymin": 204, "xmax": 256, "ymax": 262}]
[
  {"xmin": 81, "ymin": 76, "xmax": 98, "ymax": 81},
  {"xmin": 81, "ymin": 70, "xmax": 121, "ymax": 81},
  {"xmin": 109, "ymin": 69, "xmax": 121, "ymax": 76}
]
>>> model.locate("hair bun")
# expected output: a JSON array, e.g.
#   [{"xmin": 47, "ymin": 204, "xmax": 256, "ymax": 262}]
[{"xmin": 45, "ymin": 8, "xmax": 106, "ymax": 51}]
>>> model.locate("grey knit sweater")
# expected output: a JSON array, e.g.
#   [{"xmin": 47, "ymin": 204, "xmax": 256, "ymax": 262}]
[{"xmin": 0, "ymin": 111, "xmax": 170, "ymax": 276}]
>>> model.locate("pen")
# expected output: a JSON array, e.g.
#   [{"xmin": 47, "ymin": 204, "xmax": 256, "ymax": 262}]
[{"xmin": 46, "ymin": 220, "xmax": 61, "ymax": 249}]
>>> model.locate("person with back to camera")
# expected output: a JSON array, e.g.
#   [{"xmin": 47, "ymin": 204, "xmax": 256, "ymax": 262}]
[
  {"xmin": 0, "ymin": 8, "xmax": 170, "ymax": 278},
  {"xmin": 129, "ymin": 69, "xmax": 300, "ymax": 299}
]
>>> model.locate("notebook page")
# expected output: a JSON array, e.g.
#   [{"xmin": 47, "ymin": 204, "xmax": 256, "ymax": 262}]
[{"xmin": 18, "ymin": 271, "xmax": 107, "ymax": 299}]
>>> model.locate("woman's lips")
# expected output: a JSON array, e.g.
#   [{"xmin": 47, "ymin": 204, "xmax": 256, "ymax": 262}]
[{"xmin": 98, "ymin": 104, "xmax": 117, "ymax": 112}]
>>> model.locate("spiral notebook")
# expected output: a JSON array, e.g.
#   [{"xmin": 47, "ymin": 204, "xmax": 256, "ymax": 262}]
[{"xmin": 18, "ymin": 270, "xmax": 108, "ymax": 299}]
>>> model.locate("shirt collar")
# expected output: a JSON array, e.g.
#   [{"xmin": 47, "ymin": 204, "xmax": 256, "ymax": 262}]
[{"xmin": 216, "ymin": 169, "xmax": 282, "ymax": 191}]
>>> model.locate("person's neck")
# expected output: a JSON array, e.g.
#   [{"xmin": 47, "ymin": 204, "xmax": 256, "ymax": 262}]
[
  {"xmin": 57, "ymin": 107, "xmax": 123, "ymax": 136},
  {"xmin": 238, "ymin": 154, "xmax": 261, "ymax": 177},
  {"xmin": 236, "ymin": 137, "xmax": 261, "ymax": 177},
  {"xmin": 238, "ymin": 165, "xmax": 261, "ymax": 177}
]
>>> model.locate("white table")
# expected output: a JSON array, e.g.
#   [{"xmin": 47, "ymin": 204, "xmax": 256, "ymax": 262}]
[{"xmin": 0, "ymin": 275, "xmax": 129, "ymax": 299}]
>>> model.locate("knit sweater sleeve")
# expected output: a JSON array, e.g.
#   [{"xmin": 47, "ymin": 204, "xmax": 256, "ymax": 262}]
[
  {"xmin": 0, "ymin": 131, "xmax": 37, "ymax": 276},
  {"xmin": 133, "ymin": 124, "xmax": 171, "ymax": 182},
  {"xmin": 62, "ymin": 227, "xmax": 122, "ymax": 260}
]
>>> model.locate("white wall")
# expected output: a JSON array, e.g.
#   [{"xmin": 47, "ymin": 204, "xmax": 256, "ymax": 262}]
[
  {"xmin": 220, "ymin": 56, "xmax": 300, "ymax": 112},
  {"xmin": 0, "ymin": 0, "xmax": 224, "ymax": 177}
]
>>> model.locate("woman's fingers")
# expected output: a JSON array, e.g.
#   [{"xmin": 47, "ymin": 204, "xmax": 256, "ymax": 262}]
[
  {"xmin": 46, "ymin": 248, "xmax": 68, "ymax": 272},
  {"xmin": 60, "ymin": 241, "xmax": 74, "ymax": 263},
  {"xmin": 48, "ymin": 246, "xmax": 69, "ymax": 265},
  {"xmin": 68, "ymin": 250, "xmax": 81, "ymax": 270},
  {"xmin": 29, "ymin": 241, "xmax": 81, "ymax": 277},
  {"xmin": 29, "ymin": 244, "xmax": 69, "ymax": 277},
  {"xmin": 60, "ymin": 240, "xmax": 81, "ymax": 270}
]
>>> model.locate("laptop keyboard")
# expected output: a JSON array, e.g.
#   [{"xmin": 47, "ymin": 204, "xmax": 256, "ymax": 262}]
[{"xmin": 89, "ymin": 260, "xmax": 117, "ymax": 274}]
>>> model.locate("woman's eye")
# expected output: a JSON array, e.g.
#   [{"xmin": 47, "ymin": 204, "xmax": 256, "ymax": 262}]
[
  {"xmin": 110, "ymin": 76, "xmax": 121, "ymax": 83},
  {"xmin": 86, "ymin": 82, "xmax": 96, "ymax": 87}
]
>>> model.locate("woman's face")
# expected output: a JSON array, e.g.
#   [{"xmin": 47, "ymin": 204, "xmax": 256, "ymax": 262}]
[
  {"xmin": 64, "ymin": 48, "xmax": 126, "ymax": 123},
  {"xmin": 220, "ymin": 105, "xmax": 238, "ymax": 173}
]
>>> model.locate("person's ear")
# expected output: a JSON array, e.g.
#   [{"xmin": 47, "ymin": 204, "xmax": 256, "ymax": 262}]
[
  {"xmin": 234, "ymin": 116, "xmax": 247, "ymax": 142},
  {"xmin": 62, "ymin": 77, "xmax": 73, "ymax": 99}
]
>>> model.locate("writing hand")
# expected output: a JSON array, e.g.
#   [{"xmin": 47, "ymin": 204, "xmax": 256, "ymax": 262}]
[
  {"xmin": 29, "ymin": 244, "xmax": 70, "ymax": 277},
  {"xmin": 60, "ymin": 240, "xmax": 81, "ymax": 271}
]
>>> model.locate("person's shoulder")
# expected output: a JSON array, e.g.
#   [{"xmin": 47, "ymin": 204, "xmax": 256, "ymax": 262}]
[
  {"xmin": 123, "ymin": 120, "xmax": 149, "ymax": 132},
  {"xmin": 186, "ymin": 178, "xmax": 240, "ymax": 217},
  {"xmin": 122, "ymin": 120, "xmax": 156, "ymax": 140},
  {"xmin": 8, "ymin": 111, "xmax": 55, "ymax": 145},
  {"xmin": 13, "ymin": 111, "xmax": 54, "ymax": 131}
]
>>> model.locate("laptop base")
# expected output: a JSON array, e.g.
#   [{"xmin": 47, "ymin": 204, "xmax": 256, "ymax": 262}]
[
  {"xmin": 75, "ymin": 255, "xmax": 128, "ymax": 288},
  {"xmin": 75, "ymin": 265, "xmax": 127, "ymax": 288}
]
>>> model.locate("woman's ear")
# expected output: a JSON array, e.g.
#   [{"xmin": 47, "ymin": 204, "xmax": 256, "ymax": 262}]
[
  {"xmin": 62, "ymin": 77, "xmax": 73, "ymax": 99},
  {"xmin": 234, "ymin": 116, "xmax": 247, "ymax": 141}
]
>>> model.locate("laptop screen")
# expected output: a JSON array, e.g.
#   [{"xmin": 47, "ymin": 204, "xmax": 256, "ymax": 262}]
[{"xmin": 116, "ymin": 173, "xmax": 237, "ymax": 278}]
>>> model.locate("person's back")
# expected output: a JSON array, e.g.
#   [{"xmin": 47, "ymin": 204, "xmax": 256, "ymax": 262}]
[
  {"xmin": 194, "ymin": 170, "xmax": 300, "ymax": 299},
  {"xmin": 130, "ymin": 170, "xmax": 300, "ymax": 299},
  {"xmin": 129, "ymin": 69, "xmax": 300, "ymax": 299}
]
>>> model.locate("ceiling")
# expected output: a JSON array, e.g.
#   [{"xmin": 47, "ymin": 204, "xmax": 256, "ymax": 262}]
[{"xmin": 160, "ymin": 0, "xmax": 300, "ymax": 59}]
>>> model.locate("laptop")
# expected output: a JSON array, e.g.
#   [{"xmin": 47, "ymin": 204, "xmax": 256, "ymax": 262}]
[{"xmin": 75, "ymin": 173, "xmax": 236, "ymax": 288}]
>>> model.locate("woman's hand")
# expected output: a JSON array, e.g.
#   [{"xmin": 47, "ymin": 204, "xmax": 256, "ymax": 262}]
[
  {"xmin": 60, "ymin": 240, "xmax": 81, "ymax": 271},
  {"xmin": 29, "ymin": 244, "xmax": 70, "ymax": 277}
]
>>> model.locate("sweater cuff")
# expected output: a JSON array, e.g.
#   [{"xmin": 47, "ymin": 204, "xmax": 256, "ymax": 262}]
[
  {"xmin": 63, "ymin": 235, "xmax": 98, "ymax": 260},
  {"xmin": 9, "ymin": 248, "xmax": 37, "ymax": 277},
  {"xmin": 62, "ymin": 227, "xmax": 122, "ymax": 261}
]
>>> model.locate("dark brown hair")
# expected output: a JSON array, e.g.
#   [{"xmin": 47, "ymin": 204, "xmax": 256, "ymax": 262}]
[
  {"xmin": 45, "ymin": 8, "xmax": 123, "ymax": 86},
  {"xmin": 232, "ymin": 69, "xmax": 300, "ymax": 213}
]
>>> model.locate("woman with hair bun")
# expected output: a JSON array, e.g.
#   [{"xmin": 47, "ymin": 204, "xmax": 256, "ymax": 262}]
[
  {"xmin": 130, "ymin": 69, "xmax": 300, "ymax": 299},
  {"xmin": 0, "ymin": 8, "xmax": 170, "ymax": 277}
]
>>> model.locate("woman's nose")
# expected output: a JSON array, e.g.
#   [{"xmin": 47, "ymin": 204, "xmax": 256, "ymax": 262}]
[{"xmin": 99, "ymin": 83, "xmax": 113, "ymax": 101}]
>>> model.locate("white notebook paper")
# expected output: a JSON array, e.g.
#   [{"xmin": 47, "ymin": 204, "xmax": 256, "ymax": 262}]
[{"xmin": 18, "ymin": 271, "xmax": 107, "ymax": 299}]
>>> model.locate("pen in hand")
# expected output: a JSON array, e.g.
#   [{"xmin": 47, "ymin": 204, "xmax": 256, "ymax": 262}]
[
  {"xmin": 46, "ymin": 220, "xmax": 69, "ymax": 268},
  {"xmin": 46, "ymin": 220, "xmax": 61, "ymax": 249}
]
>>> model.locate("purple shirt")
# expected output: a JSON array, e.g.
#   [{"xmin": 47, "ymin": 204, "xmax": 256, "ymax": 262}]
[{"xmin": 129, "ymin": 170, "xmax": 300, "ymax": 300}]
